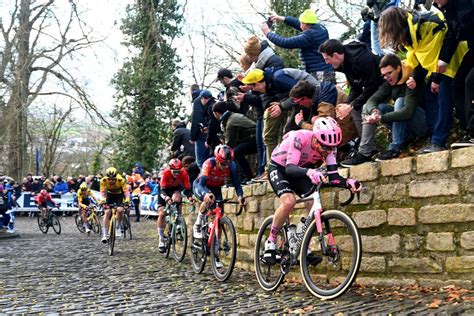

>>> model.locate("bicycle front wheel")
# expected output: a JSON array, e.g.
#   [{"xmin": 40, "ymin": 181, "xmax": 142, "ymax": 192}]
[
  {"xmin": 300, "ymin": 210, "xmax": 362, "ymax": 300},
  {"xmin": 190, "ymin": 227, "xmax": 207, "ymax": 274},
  {"xmin": 211, "ymin": 217, "xmax": 237, "ymax": 282},
  {"xmin": 75, "ymin": 214, "xmax": 85, "ymax": 233},
  {"xmin": 108, "ymin": 217, "xmax": 116, "ymax": 256},
  {"xmin": 91, "ymin": 214, "xmax": 101, "ymax": 234},
  {"xmin": 51, "ymin": 214, "xmax": 62, "ymax": 235},
  {"xmin": 172, "ymin": 216, "xmax": 187, "ymax": 262},
  {"xmin": 37, "ymin": 215, "xmax": 48, "ymax": 234},
  {"xmin": 163, "ymin": 220, "xmax": 172, "ymax": 258}
]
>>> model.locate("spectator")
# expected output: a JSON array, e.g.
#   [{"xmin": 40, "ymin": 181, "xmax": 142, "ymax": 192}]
[
  {"xmin": 378, "ymin": 7, "xmax": 467, "ymax": 153},
  {"xmin": 261, "ymin": 9, "xmax": 335, "ymax": 82},
  {"xmin": 190, "ymin": 83, "xmax": 202, "ymax": 103},
  {"xmin": 0, "ymin": 185, "xmax": 11, "ymax": 230},
  {"xmin": 133, "ymin": 163, "xmax": 145, "ymax": 177},
  {"xmin": 319, "ymin": 39, "xmax": 384, "ymax": 139},
  {"xmin": 43, "ymin": 178, "xmax": 54, "ymax": 192},
  {"xmin": 67, "ymin": 176, "xmax": 78, "ymax": 192},
  {"xmin": 22, "ymin": 174, "xmax": 33, "ymax": 192},
  {"xmin": 170, "ymin": 119, "xmax": 195, "ymax": 158},
  {"xmin": 190, "ymin": 90, "xmax": 213, "ymax": 167},
  {"xmin": 341, "ymin": 54, "xmax": 427, "ymax": 166},
  {"xmin": 365, "ymin": 0, "xmax": 401, "ymax": 56},
  {"xmin": 217, "ymin": 68, "xmax": 249, "ymax": 115},
  {"xmin": 212, "ymin": 101, "xmax": 257, "ymax": 182},
  {"xmin": 31, "ymin": 177, "xmax": 44, "ymax": 194},
  {"xmin": 244, "ymin": 36, "xmax": 284, "ymax": 71},
  {"xmin": 53, "ymin": 176, "xmax": 68, "ymax": 195},
  {"xmin": 90, "ymin": 174, "xmax": 101, "ymax": 191},
  {"xmin": 182, "ymin": 156, "xmax": 200, "ymax": 185}
]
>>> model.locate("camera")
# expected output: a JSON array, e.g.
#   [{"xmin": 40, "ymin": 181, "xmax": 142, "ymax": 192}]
[{"xmin": 265, "ymin": 17, "xmax": 273, "ymax": 29}]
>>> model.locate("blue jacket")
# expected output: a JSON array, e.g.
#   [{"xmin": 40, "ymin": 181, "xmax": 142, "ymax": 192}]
[
  {"xmin": 54, "ymin": 181, "xmax": 69, "ymax": 194},
  {"xmin": 190, "ymin": 97, "xmax": 211, "ymax": 141},
  {"xmin": 267, "ymin": 16, "xmax": 332, "ymax": 73}
]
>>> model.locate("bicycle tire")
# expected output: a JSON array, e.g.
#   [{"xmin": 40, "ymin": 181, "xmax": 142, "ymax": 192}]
[
  {"xmin": 172, "ymin": 216, "xmax": 187, "ymax": 262},
  {"xmin": 254, "ymin": 215, "xmax": 287, "ymax": 292},
  {"xmin": 108, "ymin": 216, "xmax": 116, "ymax": 256},
  {"xmin": 51, "ymin": 214, "xmax": 61, "ymax": 235},
  {"xmin": 190, "ymin": 225, "xmax": 207, "ymax": 273},
  {"xmin": 211, "ymin": 216, "xmax": 237, "ymax": 282},
  {"xmin": 163, "ymin": 220, "xmax": 172, "ymax": 258},
  {"xmin": 91, "ymin": 214, "xmax": 101, "ymax": 234},
  {"xmin": 124, "ymin": 214, "xmax": 132, "ymax": 240},
  {"xmin": 75, "ymin": 214, "xmax": 85, "ymax": 233},
  {"xmin": 300, "ymin": 210, "xmax": 362, "ymax": 300},
  {"xmin": 37, "ymin": 215, "xmax": 49, "ymax": 234}
]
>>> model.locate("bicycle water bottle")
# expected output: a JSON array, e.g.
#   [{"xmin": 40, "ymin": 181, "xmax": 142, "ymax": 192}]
[
  {"xmin": 296, "ymin": 217, "xmax": 306, "ymax": 239},
  {"xmin": 287, "ymin": 224, "xmax": 298, "ymax": 256}
]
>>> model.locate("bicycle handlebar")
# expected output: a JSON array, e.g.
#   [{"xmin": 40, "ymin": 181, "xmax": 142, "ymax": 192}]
[
  {"xmin": 299, "ymin": 182, "xmax": 360, "ymax": 207},
  {"xmin": 216, "ymin": 199, "xmax": 246, "ymax": 216}
]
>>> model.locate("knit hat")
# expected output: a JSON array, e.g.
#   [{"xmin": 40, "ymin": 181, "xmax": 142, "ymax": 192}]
[
  {"xmin": 244, "ymin": 36, "xmax": 261, "ymax": 57},
  {"xmin": 299, "ymin": 9, "xmax": 318, "ymax": 24}
]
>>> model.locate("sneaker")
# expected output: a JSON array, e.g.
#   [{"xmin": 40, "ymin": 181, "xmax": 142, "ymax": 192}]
[
  {"xmin": 214, "ymin": 257, "xmax": 223, "ymax": 269},
  {"xmin": 306, "ymin": 252, "xmax": 323, "ymax": 266},
  {"xmin": 262, "ymin": 240, "xmax": 276, "ymax": 265},
  {"xmin": 340, "ymin": 152, "xmax": 372, "ymax": 168},
  {"xmin": 451, "ymin": 136, "xmax": 474, "ymax": 148},
  {"xmin": 101, "ymin": 235, "xmax": 108, "ymax": 244},
  {"xmin": 376, "ymin": 149, "xmax": 401, "ymax": 161},
  {"xmin": 85, "ymin": 227, "xmax": 91, "ymax": 234},
  {"xmin": 417, "ymin": 143, "xmax": 446, "ymax": 154},
  {"xmin": 158, "ymin": 240, "xmax": 166, "ymax": 253},
  {"xmin": 193, "ymin": 224, "xmax": 202, "ymax": 239},
  {"xmin": 6, "ymin": 228, "xmax": 15, "ymax": 234},
  {"xmin": 251, "ymin": 172, "xmax": 268, "ymax": 183}
]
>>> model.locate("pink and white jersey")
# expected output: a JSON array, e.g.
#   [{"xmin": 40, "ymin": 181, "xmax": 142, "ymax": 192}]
[{"xmin": 271, "ymin": 130, "xmax": 337, "ymax": 167}]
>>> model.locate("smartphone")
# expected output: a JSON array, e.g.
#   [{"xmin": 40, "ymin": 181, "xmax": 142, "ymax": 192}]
[{"xmin": 266, "ymin": 17, "xmax": 273, "ymax": 28}]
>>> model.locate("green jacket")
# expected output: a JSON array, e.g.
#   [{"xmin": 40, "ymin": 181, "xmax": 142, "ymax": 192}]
[
  {"xmin": 222, "ymin": 112, "xmax": 256, "ymax": 148},
  {"xmin": 364, "ymin": 63, "xmax": 423, "ymax": 123}
]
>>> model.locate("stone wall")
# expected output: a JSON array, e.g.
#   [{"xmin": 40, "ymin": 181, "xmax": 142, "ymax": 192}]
[{"xmin": 184, "ymin": 147, "xmax": 474, "ymax": 289}]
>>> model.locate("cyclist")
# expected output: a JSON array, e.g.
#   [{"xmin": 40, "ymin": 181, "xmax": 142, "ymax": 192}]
[
  {"xmin": 192, "ymin": 145, "xmax": 246, "ymax": 247},
  {"xmin": 157, "ymin": 158, "xmax": 194, "ymax": 253},
  {"xmin": 77, "ymin": 182, "xmax": 98, "ymax": 234},
  {"xmin": 35, "ymin": 189, "xmax": 58, "ymax": 223},
  {"xmin": 264, "ymin": 117, "xmax": 361, "ymax": 264},
  {"xmin": 99, "ymin": 167, "xmax": 130, "ymax": 243}
]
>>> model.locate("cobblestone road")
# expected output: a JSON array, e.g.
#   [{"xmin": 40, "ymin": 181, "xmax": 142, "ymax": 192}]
[{"xmin": 1, "ymin": 217, "xmax": 473, "ymax": 314}]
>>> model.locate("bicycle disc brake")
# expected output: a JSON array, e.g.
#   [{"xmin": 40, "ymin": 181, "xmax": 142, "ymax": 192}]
[
  {"xmin": 327, "ymin": 245, "xmax": 340, "ymax": 266},
  {"xmin": 280, "ymin": 250, "xmax": 292, "ymax": 275}
]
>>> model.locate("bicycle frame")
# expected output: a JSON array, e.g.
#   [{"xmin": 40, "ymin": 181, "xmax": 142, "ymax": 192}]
[{"xmin": 204, "ymin": 202, "xmax": 224, "ymax": 251}]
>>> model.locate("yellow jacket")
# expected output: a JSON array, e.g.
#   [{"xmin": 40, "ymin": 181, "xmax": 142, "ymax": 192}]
[{"xmin": 405, "ymin": 11, "xmax": 468, "ymax": 79}]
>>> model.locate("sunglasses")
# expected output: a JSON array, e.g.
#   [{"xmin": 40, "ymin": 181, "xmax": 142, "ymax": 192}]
[
  {"xmin": 320, "ymin": 143, "xmax": 336, "ymax": 152},
  {"xmin": 107, "ymin": 178, "xmax": 117, "ymax": 182},
  {"xmin": 171, "ymin": 170, "xmax": 181, "ymax": 175}
]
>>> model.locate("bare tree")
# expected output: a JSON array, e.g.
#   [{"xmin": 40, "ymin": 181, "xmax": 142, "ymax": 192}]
[{"xmin": 0, "ymin": 0, "xmax": 107, "ymax": 180}]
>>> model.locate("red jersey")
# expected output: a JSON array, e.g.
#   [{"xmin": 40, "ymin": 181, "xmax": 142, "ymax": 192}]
[
  {"xmin": 200, "ymin": 158, "xmax": 231, "ymax": 187},
  {"xmin": 35, "ymin": 192, "xmax": 54, "ymax": 205},
  {"xmin": 160, "ymin": 168, "xmax": 191, "ymax": 190}
]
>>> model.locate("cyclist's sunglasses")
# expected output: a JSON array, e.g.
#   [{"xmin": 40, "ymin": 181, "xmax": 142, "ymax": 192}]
[
  {"xmin": 171, "ymin": 169, "xmax": 181, "ymax": 175},
  {"xmin": 320, "ymin": 143, "xmax": 336, "ymax": 152},
  {"xmin": 107, "ymin": 177, "xmax": 117, "ymax": 182}
]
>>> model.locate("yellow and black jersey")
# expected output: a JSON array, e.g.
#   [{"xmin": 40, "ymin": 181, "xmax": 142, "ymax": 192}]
[{"xmin": 100, "ymin": 174, "xmax": 128, "ymax": 195}]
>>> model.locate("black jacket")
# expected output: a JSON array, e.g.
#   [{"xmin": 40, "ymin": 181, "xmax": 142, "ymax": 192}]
[
  {"xmin": 171, "ymin": 123, "xmax": 195, "ymax": 158},
  {"xmin": 336, "ymin": 41, "xmax": 383, "ymax": 111}
]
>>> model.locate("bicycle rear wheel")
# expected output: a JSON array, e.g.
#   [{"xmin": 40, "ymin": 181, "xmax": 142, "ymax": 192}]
[
  {"xmin": 75, "ymin": 214, "xmax": 85, "ymax": 233},
  {"xmin": 163, "ymin": 220, "xmax": 172, "ymax": 258},
  {"xmin": 190, "ymin": 226, "xmax": 207, "ymax": 273},
  {"xmin": 300, "ymin": 210, "xmax": 362, "ymax": 300},
  {"xmin": 123, "ymin": 214, "xmax": 132, "ymax": 240},
  {"xmin": 51, "ymin": 214, "xmax": 61, "ymax": 235},
  {"xmin": 172, "ymin": 216, "xmax": 187, "ymax": 262},
  {"xmin": 91, "ymin": 214, "xmax": 101, "ymax": 234},
  {"xmin": 211, "ymin": 217, "xmax": 237, "ymax": 282},
  {"xmin": 108, "ymin": 217, "xmax": 116, "ymax": 256},
  {"xmin": 37, "ymin": 215, "xmax": 49, "ymax": 234},
  {"xmin": 254, "ymin": 215, "xmax": 287, "ymax": 291}
]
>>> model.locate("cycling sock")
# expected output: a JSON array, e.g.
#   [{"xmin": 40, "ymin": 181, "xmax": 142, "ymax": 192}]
[
  {"xmin": 158, "ymin": 228, "xmax": 164, "ymax": 239},
  {"xmin": 268, "ymin": 224, "xmax": 280, "ymax": 243},
  {"xmin": 102, "ymin": 227, "xmax": 107, "ymax": 237},
  {"xmin": 196, "ymin": 213, "xmax": 205, "ymax": 226},
  {"xmin": 83, "ymin": 223, "xmax": 88, "ymax": 229}
]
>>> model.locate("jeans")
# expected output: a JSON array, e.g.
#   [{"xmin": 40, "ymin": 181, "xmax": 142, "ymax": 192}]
[
  {"xmin": 256, "ymin": 118, "xmax": 267, "ymax": 176},
  {"xmin": 194, "ymin": 139, "xmax": 210, "ymax": 168},
  {"xmin": 370, "ymin": 21, "xmax": 384, "ymax": 56},
  {"xmin": 379, "ymin": 98, "xmax": 427, "ymax": 150},
  {"xmin": 424, "ymin": 76, "xmax": 454, "ymax": 147},
  {"xmin": 452, "ymin": 49, "xmax": 474, "ymax": 134}
]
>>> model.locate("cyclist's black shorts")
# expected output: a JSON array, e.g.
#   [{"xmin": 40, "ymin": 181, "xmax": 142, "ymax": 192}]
[
  {"xmin": 157, "ymin": 186, "xmax": 183, "ymax": 207},
  {"xmin": 79, "ymin": 199, "xmax": 91, "ymax": 207},
  {"xmin": 106, "ymin": 193, "xmax": 124, "ymax": 206},
  {"xmin": 38, "ymin": 202, "xmax": 48, "ymax": 209},
  {"xmin": 268, "ymin": 161, "xmax": 313, "ymax": 197}
]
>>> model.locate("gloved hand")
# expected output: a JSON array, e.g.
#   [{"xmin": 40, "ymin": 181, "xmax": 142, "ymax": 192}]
[
  {"xmin": 346, "ymin": 178, "xmax": 362, "ymax": 193},
  {"xmin": 306, "ymin": 169, "xmax": 327, "ymax": 184}
]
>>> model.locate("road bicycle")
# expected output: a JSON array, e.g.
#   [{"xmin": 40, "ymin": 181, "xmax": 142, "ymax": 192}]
[
  {"xmin": 190, "ymin": 199, "xmax": 244, "ymax": 282},
  {"xmin": 37, "ymin": 206, "xmax": 62, "ymax": 235},
  {"xmin": 74, "ymin": 205, "xmax": 101, "ymax": 235},
  {"xmin": 106, "ymin": 203, "xmax": 130, "ymax": 256},
  {"xmin": 254, "ymin": 182, "xmax": 362, "ymax": 300},
  {"xmin": 160, "ymin": 201, "xmax": 194, "ymax": 262}
]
